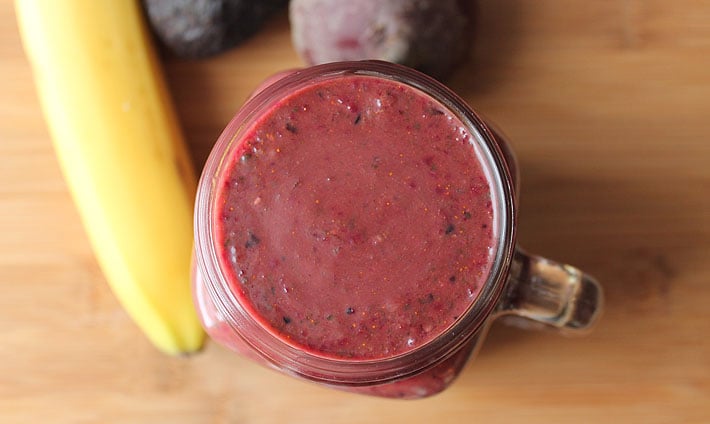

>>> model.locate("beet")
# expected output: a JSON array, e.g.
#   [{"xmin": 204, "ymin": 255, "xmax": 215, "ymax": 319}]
[
  {"xmin": 289, "ymin": 0, "xmax": 474, "ymax": 80},
  {"xmin": 144, "ymin": 0, "xmax": 288, "ymax": 58}
]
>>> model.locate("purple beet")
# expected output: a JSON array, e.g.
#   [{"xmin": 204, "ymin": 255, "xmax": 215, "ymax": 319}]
[
  {"xmin": 289, "ymin": 0, "xmax": 474, "ymax": 80},
  {"xmin": 144, "ymin": 0, "xmax": 288, "ymax": 58}
]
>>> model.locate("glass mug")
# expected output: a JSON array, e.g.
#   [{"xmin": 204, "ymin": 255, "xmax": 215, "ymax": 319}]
[{"xmin": 191, "ymin": 61, "xmax": 603, "ymax": 399}]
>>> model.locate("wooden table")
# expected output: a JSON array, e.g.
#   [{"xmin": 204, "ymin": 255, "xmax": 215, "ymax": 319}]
[{"xmin": 2, "ymin": 1, "xmax": 708, "ymax": 422}]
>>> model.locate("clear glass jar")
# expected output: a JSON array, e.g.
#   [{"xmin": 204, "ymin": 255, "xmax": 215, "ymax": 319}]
[{"xmin": 192, "ymin": 61, "xmax": 602, "ymax": 399}]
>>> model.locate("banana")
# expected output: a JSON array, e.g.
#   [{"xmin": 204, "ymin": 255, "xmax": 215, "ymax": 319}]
[{"xmin": 15, "ymin": 0, "xmax": 205, "ymax": 354}]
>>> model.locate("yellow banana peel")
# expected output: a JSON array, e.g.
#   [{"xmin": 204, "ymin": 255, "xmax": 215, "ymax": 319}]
[{"xmin": 15, "ymin": 0, "xmax": 205, "ymax": 354}]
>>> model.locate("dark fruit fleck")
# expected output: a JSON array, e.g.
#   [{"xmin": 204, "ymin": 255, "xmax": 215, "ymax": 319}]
[
  {"xmin": 245, "ymin": 231, "xmax": 260, "ymax": 248},
  {"xmin": 445, "ymin": 223, "xmax": 455, "ymax": 234},
  {"xmin": 419, "ymin": 293, "xmax": 435, "ymax": 304}
]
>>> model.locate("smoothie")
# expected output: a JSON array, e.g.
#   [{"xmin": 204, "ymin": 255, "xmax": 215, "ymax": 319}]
[{"xmin": 213, "ymin": 74, "xmax": 498, "ymax": 361}]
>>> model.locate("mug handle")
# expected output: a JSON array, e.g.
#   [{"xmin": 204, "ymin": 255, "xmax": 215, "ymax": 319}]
[{"xmin": 497, "ymin": 248, "xmax": 603, "ymax": 333}]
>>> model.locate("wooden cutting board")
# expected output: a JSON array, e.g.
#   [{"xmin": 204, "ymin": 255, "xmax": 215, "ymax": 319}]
[{"xmin": 1, "ymin": 1, "xmax": 708, "ymax": 423}]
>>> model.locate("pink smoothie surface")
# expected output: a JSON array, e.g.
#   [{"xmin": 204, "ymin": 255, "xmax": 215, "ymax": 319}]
[{"xmin": 214, "ymin": 74, "xmax": 497, "ymax": 360}]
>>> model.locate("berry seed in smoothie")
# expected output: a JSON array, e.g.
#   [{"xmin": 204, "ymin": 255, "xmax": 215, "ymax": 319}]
[{"xmin": 214, "ymin": 74, "xmax": 497, "ymax": 360}]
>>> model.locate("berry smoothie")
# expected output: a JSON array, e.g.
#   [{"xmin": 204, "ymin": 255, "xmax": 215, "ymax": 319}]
[{"xmin": 213, "ymin": 74, "xmax": 498, "ymax": 361}]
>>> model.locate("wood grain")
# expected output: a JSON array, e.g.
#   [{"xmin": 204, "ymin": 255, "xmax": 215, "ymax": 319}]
[{"xmin": 1, "ymin": 1, "xmax": 708, "ymax": 423}]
